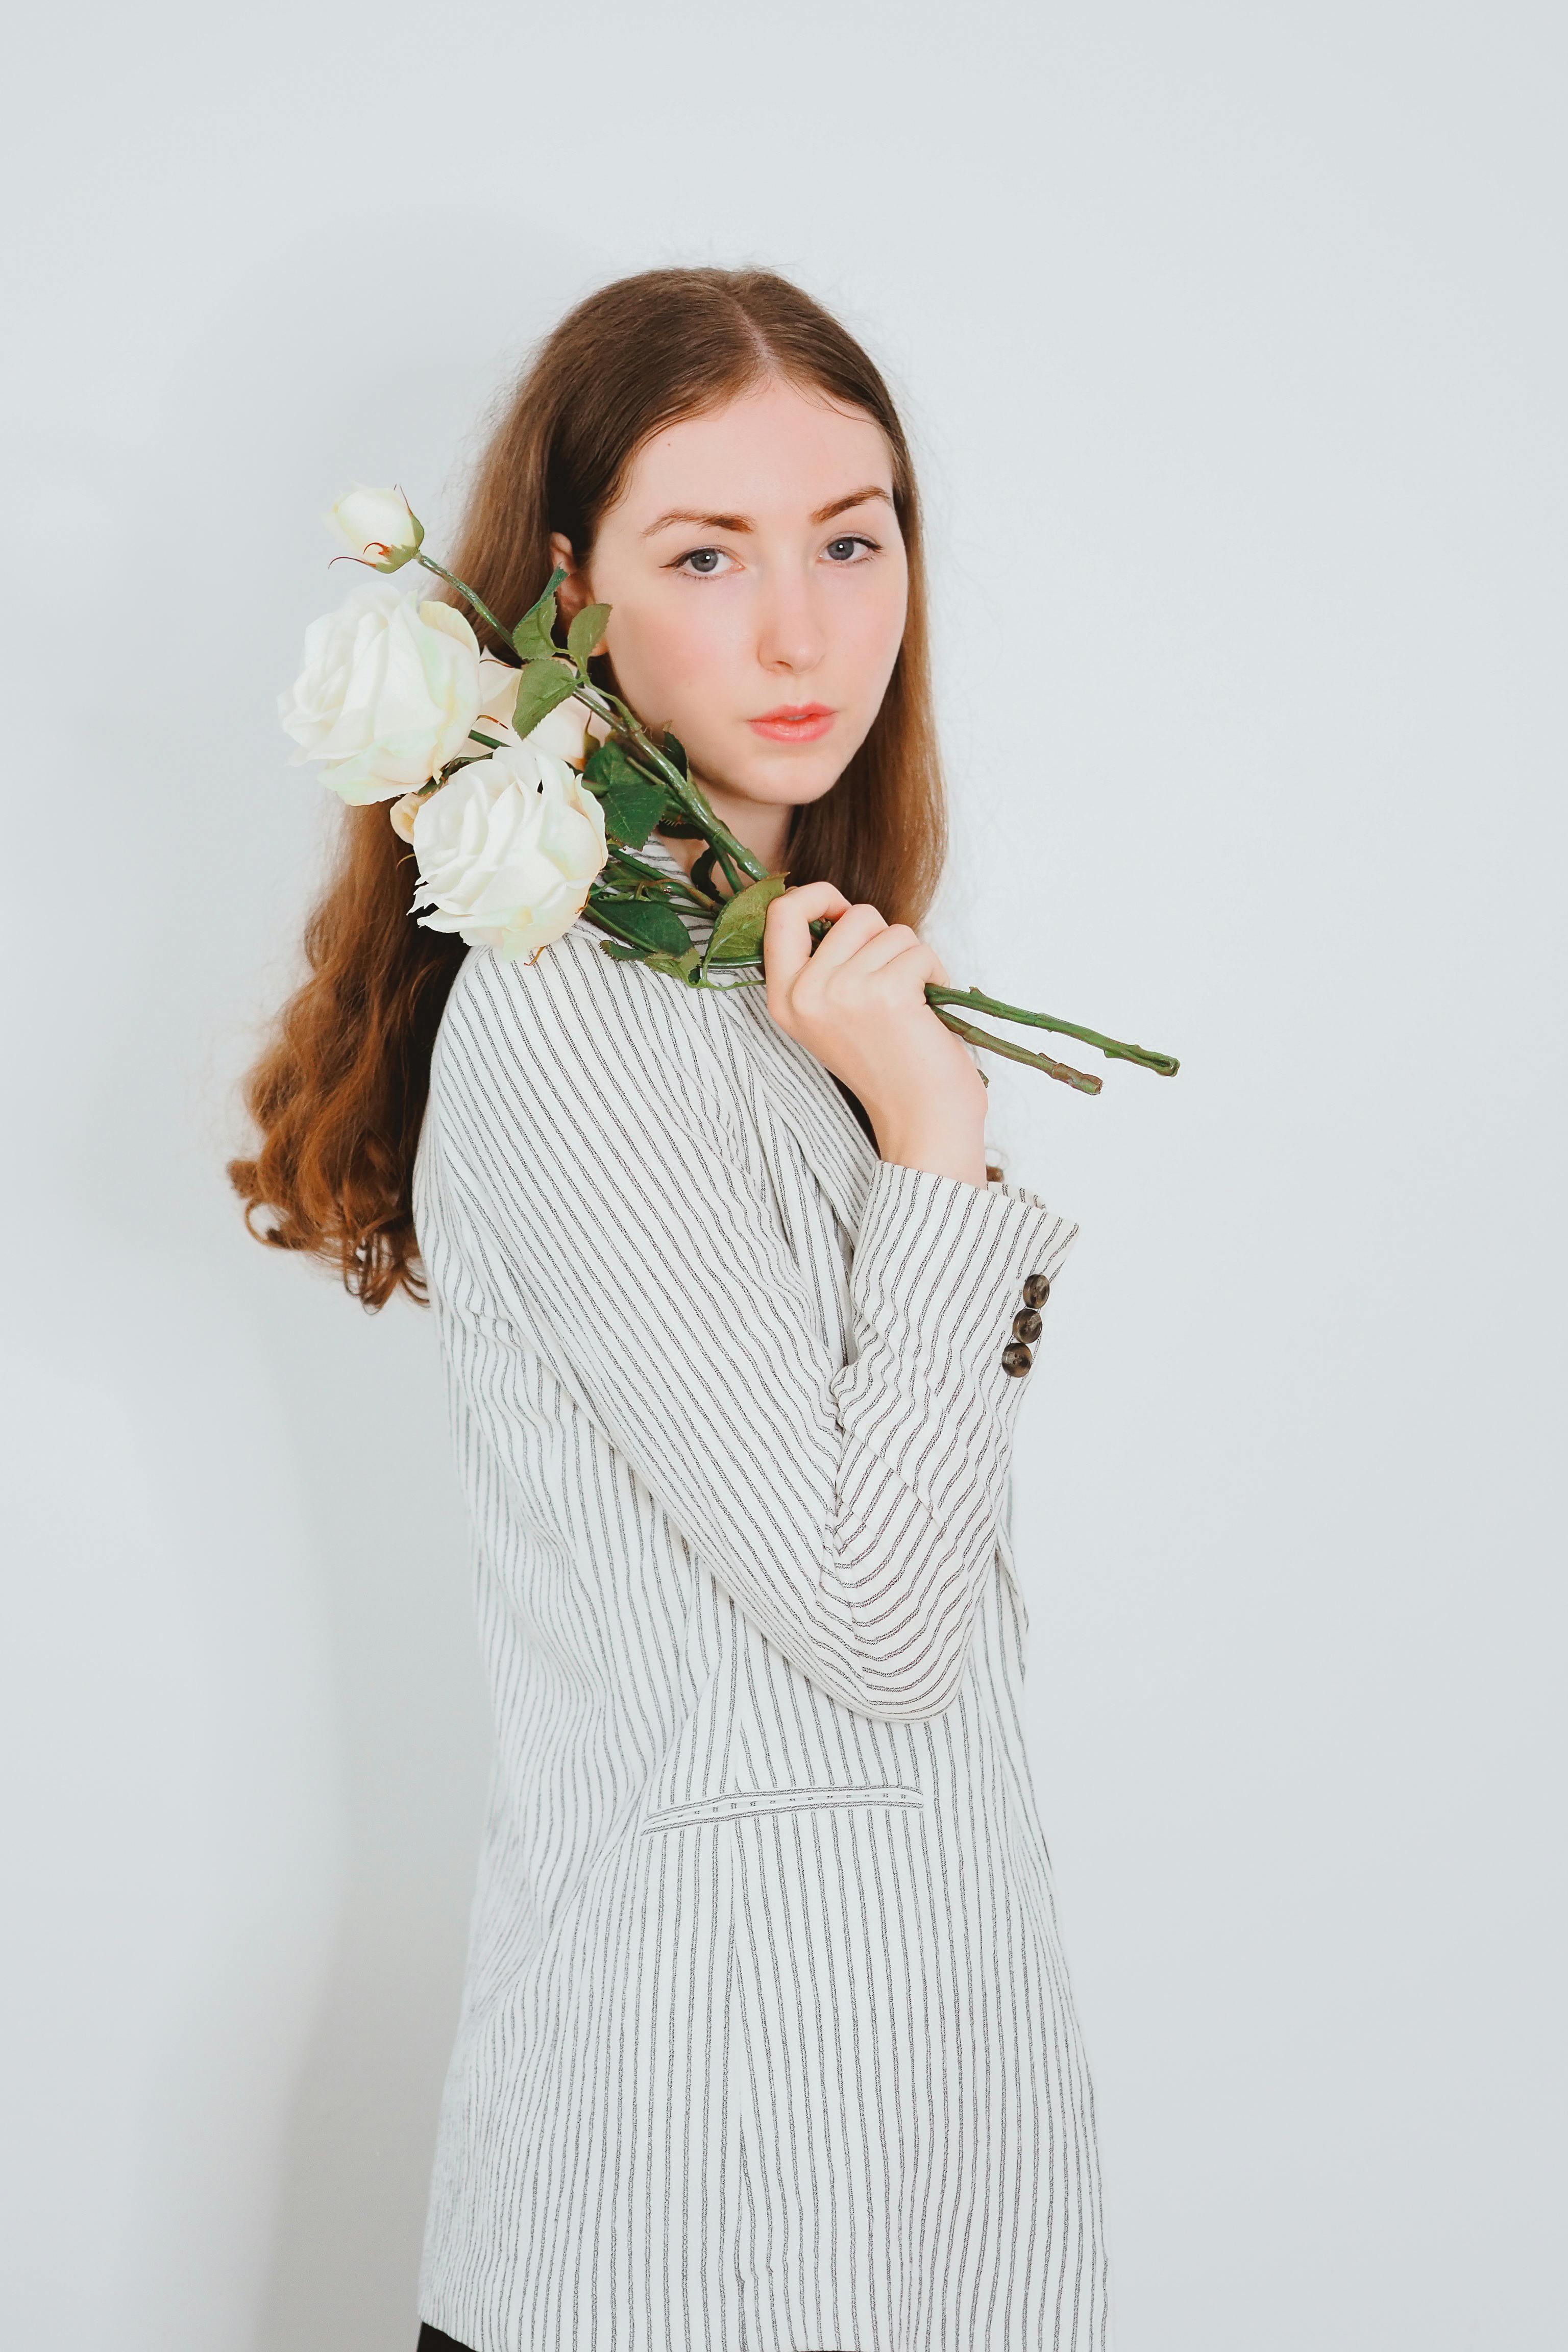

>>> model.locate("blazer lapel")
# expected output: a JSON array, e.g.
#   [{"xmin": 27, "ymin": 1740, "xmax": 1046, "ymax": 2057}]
[{"xmin": 725, "ymin": 986, "xmax": 880, "ymax": 1243}]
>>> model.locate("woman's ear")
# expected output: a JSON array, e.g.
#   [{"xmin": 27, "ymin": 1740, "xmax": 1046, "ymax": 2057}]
[{"xmin": 549, "ymin": 532, "xmax": 591, "ymax": 623}]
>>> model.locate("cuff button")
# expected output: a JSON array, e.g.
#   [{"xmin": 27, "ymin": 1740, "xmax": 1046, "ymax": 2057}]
[
  {"xmin": 1001, "ymin": 1340, "xmax": 1034, "ymax": 1377},
  {"xmin": 1021, "ymin": 1271, "xmax": 1052, "ymax": 1309},
  {"xmin": 1012, "ymin": 1307, "xmax": 1043, "ymax": 1343}
]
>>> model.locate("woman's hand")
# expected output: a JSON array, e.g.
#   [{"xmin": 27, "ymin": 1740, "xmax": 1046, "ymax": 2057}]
[{"xmin": 762, "ymin": 882, "xmax": 991, "ymax": 1187}]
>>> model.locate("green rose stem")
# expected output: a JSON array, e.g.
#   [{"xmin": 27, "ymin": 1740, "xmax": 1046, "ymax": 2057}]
[
  {"xmin": 414, "ymin": 557, "xmax": 514, "ymax": 651},
  {"xmin": 916, "ymin": 1007, "xmax": 1104, "ymax": 1094},
  {"xmin": 576, "ymin": 689, "xmax": 756, "ymax": 896},
  {"xmin": 592, "ymin": 845, "xmax": 720, "ymax": 912},
  {"xmin": 925, "ymin": 987, "xmax": 1179, "ymax": 1080},
  {"xmin": 416, "ymin": 551, "xmax": 1180, "ymax": 1090}
]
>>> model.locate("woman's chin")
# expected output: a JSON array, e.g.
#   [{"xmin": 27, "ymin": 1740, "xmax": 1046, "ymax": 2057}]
[{"xmin": 692, "ymin": 739, "xmax": 850, "ymax": 816}]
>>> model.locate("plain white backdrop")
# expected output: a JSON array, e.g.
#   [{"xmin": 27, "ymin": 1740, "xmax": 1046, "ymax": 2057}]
[{"xmin": 2, "ymin": 4, "xmax": 1562, "ymax": 2346}]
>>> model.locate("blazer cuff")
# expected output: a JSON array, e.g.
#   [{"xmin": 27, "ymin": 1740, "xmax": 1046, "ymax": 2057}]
[{"xmin": 850, "ymin": 1159, "xmax": 1080, "ymax": 1411}]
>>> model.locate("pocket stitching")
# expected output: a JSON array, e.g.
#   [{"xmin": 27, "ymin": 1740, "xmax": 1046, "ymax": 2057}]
[{"xmin": 640, "ymin": 1783, "xmax": 926, "ymax": 1833}]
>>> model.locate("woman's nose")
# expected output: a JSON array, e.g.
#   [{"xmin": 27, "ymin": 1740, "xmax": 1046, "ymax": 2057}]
[{"xmin": 755, "ymin": 572, "xmax": 825, "ymax": 673}]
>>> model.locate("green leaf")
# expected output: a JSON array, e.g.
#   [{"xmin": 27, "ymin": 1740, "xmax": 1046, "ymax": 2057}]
[
  {"xmin": 566, "ymin": 601, "xmax": 611, "ymax": 672},
  {"xmin": 584, "ymin": 739, "xmax": 646, "ymax": 791},
  {"xmin": 512, "ymin": 567, "xmax": 566, "ymax": 662},
  {"xmin": 510, "ymin": 657, "xmax": 578, "ymax": 741},
  {"xmin": 703, "ymin": 873, "xmax": 788, "ymax": 966},
  {"xmin": 644, "ymin": 946, "xmax": 704, "ymax": 983},
  {"xmin": 599, "ymin": 777, "xmax": 668, "ymax": 849},
  {"xmin": 660, "ymin": 727, "xmax": 689, "ymax": 777},
  {"xmin": 583, "ymin": 740, "xmax": 671, "ymax": 844},
  {"xmin": 589, "ymin": 894, "xmax": 694, "ymax": 957},
  {"xmin": 598, "ymin": 941, "xmax": 644, "ymax": 962}
]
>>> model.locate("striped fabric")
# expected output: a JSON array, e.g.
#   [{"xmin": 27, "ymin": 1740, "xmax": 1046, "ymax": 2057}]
[{"xmin": 410, "ymin": 832, "xmax": 1109, "ymax": 2351}]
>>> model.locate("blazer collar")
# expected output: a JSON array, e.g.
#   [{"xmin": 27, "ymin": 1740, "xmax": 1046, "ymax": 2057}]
[{"xmin": 627, "ymin": 832, "xmax": 881, "ymax": 1240}]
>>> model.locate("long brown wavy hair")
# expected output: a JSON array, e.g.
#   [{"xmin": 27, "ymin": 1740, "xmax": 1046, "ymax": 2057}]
[{"xmin": 229, "ymin": 265, "xmax": 951, "ymax": 1310}]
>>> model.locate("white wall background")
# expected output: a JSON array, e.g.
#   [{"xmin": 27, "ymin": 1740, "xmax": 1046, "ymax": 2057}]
[{"xmin": 2, "ymin": 4, "xmax": 1562, "ymax": 2346}]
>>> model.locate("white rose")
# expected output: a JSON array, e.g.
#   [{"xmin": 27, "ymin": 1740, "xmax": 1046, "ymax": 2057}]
[
  {"xmin": 325, "ymin": 484, "xmax": 424, "ymax": 571},
  {"xmin": 279, "ymin": 582, "xmax": 485, "ymax": 803},
  {"xmin": 474, "ymin": 657, "xmax": 612, "ymax": 766},
  {"xmin": 409, "ymin": 741, "xmax": 609, "ymax": 962}
]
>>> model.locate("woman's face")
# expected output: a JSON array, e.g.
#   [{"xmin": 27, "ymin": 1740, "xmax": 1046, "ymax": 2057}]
[{"xmin": 552, "ymin": 376, "xmax": 909, "ymax": 821}]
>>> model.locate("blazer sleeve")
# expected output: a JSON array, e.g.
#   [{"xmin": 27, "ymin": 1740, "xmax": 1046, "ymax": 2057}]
[{"xmin": 427, "ymin": 935, "xmax": 1080, "ymax": 1723}]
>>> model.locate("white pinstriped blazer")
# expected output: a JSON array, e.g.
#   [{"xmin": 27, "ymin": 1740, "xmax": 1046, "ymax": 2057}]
[{"xmin": 411, "ymin": 833, "xmax": 1109, "ymax": 2352}]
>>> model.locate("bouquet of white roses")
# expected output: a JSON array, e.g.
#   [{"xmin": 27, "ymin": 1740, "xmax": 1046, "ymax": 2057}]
[{"xmin": 279, "ymin": 485, "xmax": 1178, "ymax": 1094}]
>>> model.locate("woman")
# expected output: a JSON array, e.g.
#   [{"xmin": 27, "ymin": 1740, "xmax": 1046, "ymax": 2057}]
[{"xmin": 232, "ymin": 267, "xmax": 1109, "ymax": 2352}]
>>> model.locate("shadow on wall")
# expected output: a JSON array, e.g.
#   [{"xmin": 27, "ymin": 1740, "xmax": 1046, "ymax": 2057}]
[
  {"xmin": 0, "ymin": 1189, "xmax": 488, "ymax": 2352},
  {"xmin": 241, "ymin": 1262, "xmax": 491, "ymax": 2352},
  {"xmin": 254, "ymin": 1874, "xmax": 487, "ymax": 2352}
]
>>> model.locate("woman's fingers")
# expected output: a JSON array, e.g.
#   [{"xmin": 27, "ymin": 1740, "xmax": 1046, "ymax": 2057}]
[
  {"xmin": 836, "ymin": 919, "xmax": 921, "ymax": 978},
  {"xmin": 878, "ymin": 936, "xmax": 950, "ymax": 995},
  {"xmin": 810, "ymin": 916, "xmax": 954, "ymax": 1001},
  {"xmin": 796, "ymin": 900, "xmax": 890, "ymax": 981},
  {"xmin": 764, "ymin": 885, "xmax": 954, "ymax": 1036},
  {"xmin": 763, "ymin": 881, "xmax": 850, "ymax": 1007}
]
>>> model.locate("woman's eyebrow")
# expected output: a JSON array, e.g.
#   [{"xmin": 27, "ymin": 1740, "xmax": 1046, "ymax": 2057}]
[
  {"xmin": 643, "ymin": 508, "xmax": 751, "ymax": 536},
  {"xmin": 641, "ymin": 486, "xmax": 893, "ymax": 538},
  {"xmin": 811, "ymin": 486, "xmax": 894, "ymax": 524}
]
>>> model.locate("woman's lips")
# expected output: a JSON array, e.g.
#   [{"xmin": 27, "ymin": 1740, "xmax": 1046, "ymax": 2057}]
[{"xmin": 748, "ymin": 703, "xmax": 835, "ymax": 744}]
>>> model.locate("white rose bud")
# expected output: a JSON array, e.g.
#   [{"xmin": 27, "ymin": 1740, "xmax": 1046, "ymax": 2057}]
[
  {"xmin": 279, "ymin": 582, "xmax": 485, "ymax": 803},
  {"xmin": 474, "ymin": 658, "xmax": 612, "ymax": 767},
  {"xmin": 409, "ymin": 742, "xmax": 609, "ymax": 962},
  {"xmin": 326, "ymin": 484, "xmax": 425, "ymax": 572},
  {"xmin": 388, "ymin": 790, "xmax": 428, "ymax": 844}
]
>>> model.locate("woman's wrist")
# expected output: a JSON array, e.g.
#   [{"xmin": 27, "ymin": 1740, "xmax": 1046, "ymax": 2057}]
[{"xmin": 872, "ymin": 1122, "xmax": 990, "ymax": 1189}]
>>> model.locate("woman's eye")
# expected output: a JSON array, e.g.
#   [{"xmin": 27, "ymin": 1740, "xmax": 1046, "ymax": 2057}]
[
  {"xmin": 674, "ymin": 546, "xmax": 734, "ymax": 577},
  {"xmin": 823, "ymin": 534, "xmax": 876, "ymax": 563}
]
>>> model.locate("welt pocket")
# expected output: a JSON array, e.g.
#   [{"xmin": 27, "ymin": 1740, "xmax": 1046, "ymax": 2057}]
[{"xmin": 640, "ymin": 1783, "xmax": 927, "ymax": 1834}]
